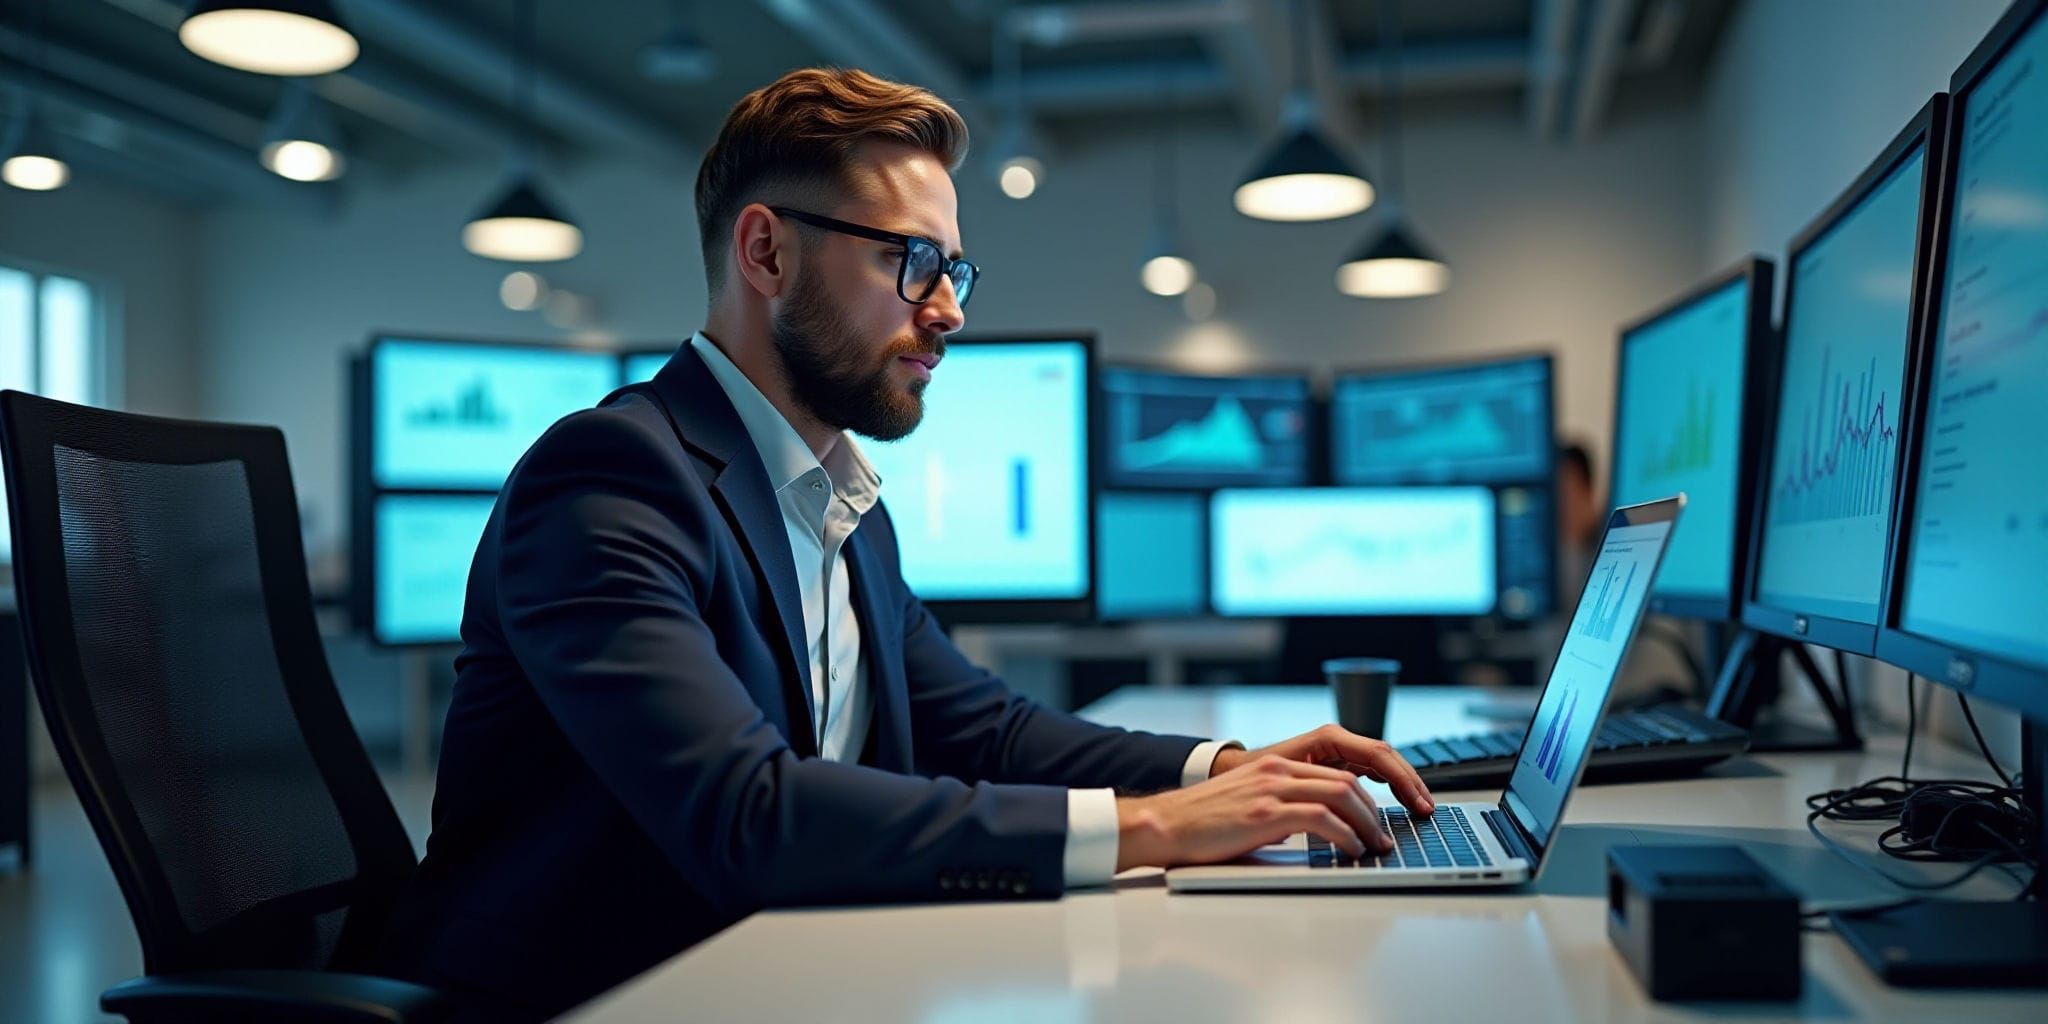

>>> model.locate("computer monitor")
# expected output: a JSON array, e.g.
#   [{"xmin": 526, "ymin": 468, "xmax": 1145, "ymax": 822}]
[
  {"xmin": 1097, "ymin": 491, "xmax": 1206, "ymax": 621},
  {"xmin": 367, "ymin": 336, "xmax": 621, "ymax": 490},
  {"xmin": 1210, "ymin": 486, "xmax": 1496, "ymax": 617},
  {"xmin": 1877, "ymin": 0, "xmax": 2048, "ymax": 722},
  {"xmin": 1333, "ymin": 353, "xmax": 1559, "ymax": 620},
  {"xmin": 858, "ymin": 335, "xmax": 1094, "ymax": 622},
  {"xmin": 1099, "ymin": 365, "xmax": 1312, "ymax": 489},
  {"xmin": 369, "ymin": 492, "xmax": 496, "ymax": 646},
  {"xmin": 1743, "ymin": 98, "xmax": 1947, "ymax": 657},
  {"xmin": 1331, "ymin": 354, "xmax": 1554, "ymax": 486},
  {"xmin": 1609, "ymin": 258, "xmax": 1775, "ymax": 620},
  {"xmin": 622, "ymin": 349, "xmax": 673, "ymax": 385}
]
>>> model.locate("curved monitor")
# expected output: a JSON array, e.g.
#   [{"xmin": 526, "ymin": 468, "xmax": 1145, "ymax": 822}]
[
  {"xmin": 1609, "ymin": 259, "xmax": 1774, "ymax": 621},
  {"xmin": 1099, "ymin": 365, "xmax": 1312, "ymax": 489},
  {"xmin": 1879, "ymin": 0, "xmax": 2048, "ymax": 720},
  {"xmin": 1744, "ymin": 98, "xmax": 1945, "ymax": 656},
  {"xmin": 859, "ymin": 335, "xmax": 1094, "ymax": 622}
]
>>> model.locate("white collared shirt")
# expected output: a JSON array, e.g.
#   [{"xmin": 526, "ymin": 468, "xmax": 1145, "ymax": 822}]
[{"xmin": 688, "ymin": 333, "xmax": 1231, "ymax": 886}]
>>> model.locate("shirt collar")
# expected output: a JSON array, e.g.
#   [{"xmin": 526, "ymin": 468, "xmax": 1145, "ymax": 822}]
[{"xmin": 688, "ymin": 332, "xmax": 882, "ymax": 513}]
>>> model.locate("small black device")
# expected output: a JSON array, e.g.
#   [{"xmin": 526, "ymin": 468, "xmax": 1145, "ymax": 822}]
[{"xmin": 1607, "ymin": 845, "xmax": 1801, "ymax": 1001}]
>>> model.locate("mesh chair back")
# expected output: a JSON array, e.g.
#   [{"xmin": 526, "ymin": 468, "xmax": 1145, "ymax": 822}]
[{"xmin": 0, "ymin": 391, "xmax": 416, "ymax": 974}]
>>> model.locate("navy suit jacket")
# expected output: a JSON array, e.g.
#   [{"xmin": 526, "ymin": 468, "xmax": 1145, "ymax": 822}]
[{"xmin": 382, "ymin": 346, "xmax": 1204, "ymax": 1018}]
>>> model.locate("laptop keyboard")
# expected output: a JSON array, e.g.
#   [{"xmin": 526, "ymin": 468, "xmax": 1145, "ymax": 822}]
[{"xmin": 1305, "ymin": 805, "xmax": 1493, "ymax": 870}]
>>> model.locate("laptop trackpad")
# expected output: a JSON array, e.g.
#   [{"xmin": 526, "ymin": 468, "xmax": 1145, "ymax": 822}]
[{"xmin": 1237, "ymin": 834, "xmax": 1312, "ymax": 866}]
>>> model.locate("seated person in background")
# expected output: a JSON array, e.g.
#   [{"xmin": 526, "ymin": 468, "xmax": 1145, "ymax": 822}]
[{"xmin": 381, "ymin": 67, "xmax": 1433, "ymax": 1020}]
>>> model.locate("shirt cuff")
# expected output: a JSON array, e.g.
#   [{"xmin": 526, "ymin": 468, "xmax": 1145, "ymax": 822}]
[
  {"xmin": 1180, "ymin": 739, "xmax": 1244, "ymax": 787},
  {"xmin": 1063, "ymin": 788, "xmax": 1120, "ymax": 888}
]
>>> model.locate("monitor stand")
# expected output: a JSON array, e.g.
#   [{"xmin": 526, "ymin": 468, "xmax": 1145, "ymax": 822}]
[
  {"xmin": 1829, "ymin": 719, "xmax": 2047, "ymax": 988},
  {"xmin": 1705, "ymin": 629, "xmax": 1862, "ymax": 752}
]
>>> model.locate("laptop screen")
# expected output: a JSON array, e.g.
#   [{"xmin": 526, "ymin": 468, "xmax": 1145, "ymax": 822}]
[{"xmin": 1502, "ymin": 508, "xmax": 1678, "ymax": 850}]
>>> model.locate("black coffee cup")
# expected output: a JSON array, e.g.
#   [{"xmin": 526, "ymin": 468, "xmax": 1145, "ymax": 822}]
[{"xmin": 1323, "ymin": 657, "xmax": 1401, "ymax": 738}]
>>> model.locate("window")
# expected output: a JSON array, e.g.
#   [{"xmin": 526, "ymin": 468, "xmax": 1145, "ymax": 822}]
[{"xmin": 0, "ymin": 261, "xmax": 111, "ymax": 562}]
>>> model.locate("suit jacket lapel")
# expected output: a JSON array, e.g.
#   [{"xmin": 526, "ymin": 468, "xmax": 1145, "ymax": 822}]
[
  {"xmin": 844, "ymin": 528, "xmax": 911, "ymax": 773},
  {"xmin": 645, "ymin": 347, "xmax": 818, "ymax": 756}
]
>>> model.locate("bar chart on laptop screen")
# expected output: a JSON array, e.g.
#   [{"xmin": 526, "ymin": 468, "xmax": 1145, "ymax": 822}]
[{"xmin": 1903, "ymin": 13, "xmax": 2048, "ymax": 669}]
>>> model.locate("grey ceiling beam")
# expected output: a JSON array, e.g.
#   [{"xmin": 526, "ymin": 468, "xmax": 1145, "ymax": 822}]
[
  {"xmin": 1569, "ymin": 0, "xmax": 1638, "ymax": 142},
  {"xmin": 321, "ymin": 0, "xmax": 694, "ymax": 164},
  {"xmin": 756, "ymin": 0, "xmax": 1010, "ymax": 135},
  {"xmin": 1525, "ymin": 0, "xmax": 1581, "ymax": 140},
  {"xmin": 999, "ymin": 38, "xmax": 1528, "ymax": 118},
  {"xmin": 1006, "ymin": 1, "xmax": 1244, "ymax": 47}
]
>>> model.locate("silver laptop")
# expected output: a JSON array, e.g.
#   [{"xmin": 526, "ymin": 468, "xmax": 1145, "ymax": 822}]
[{"xmin": 1167, "ymin": 495, "xmax": 1685, "ymax": 892}]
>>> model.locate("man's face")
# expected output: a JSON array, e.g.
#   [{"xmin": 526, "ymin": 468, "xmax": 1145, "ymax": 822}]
[{"xmin": 770, "ymin": 141, "xmax": 967, "ymax": 442}]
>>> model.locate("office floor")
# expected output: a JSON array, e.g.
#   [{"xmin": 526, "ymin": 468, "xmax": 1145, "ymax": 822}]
[{"xmin": 0, "ymin": 772, "xmax": 436, "ymax": 1024}]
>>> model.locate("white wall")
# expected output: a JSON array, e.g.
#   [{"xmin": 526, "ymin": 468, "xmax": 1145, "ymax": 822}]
[
  {"xmin": 0, "ymin": 176, "xmax": 201, "ymax": 417},
  {"xmin": 1699, "ymin": 0, "xmax": 2010, "ymax": 270}
]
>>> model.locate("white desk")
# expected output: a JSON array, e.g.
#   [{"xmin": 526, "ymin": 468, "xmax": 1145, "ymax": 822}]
[{"xmin": 567, "ymin": 687, "xmax": 2047, "ymax": 1022}]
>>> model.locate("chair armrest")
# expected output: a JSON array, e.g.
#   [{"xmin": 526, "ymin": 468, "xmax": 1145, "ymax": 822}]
[{"xmin": 101, "ymin": 969, "xmax": 461, "ymax": 1024}]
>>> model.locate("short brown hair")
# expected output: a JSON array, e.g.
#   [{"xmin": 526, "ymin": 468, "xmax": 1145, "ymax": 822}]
[{"xmin": 695, "ymin": 68, "xmax": 970, "ymax": 292}]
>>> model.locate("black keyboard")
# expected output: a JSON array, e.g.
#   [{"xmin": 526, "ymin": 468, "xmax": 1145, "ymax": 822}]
[
  {"xmin": 1307, "ymin": 806, "xmax": 1492, "ymax": 869},
  {"xmin": 1400, "ymin": 706, "xmax": 1750, "ymax": 790}
]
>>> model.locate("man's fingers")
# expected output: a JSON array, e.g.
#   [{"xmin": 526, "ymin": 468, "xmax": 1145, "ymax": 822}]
[
  {"xmin": 1272, "ymin": 779, "xmax": 1390, "ymax": 852},
  {"xmin": 1285, "ymin": 804, "xmax": 1365, "ymax": 858},
  {"xmin": 1319, "ymin": 730, "xmax": 1435, "ymax": 815}
]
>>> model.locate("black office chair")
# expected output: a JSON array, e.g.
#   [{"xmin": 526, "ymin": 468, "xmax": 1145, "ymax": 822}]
[{"xmin": 0, "ymin": 391, "xmax": 456, "ymax": 1023}]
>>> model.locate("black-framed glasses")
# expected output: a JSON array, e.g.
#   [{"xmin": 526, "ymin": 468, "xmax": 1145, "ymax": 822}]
[{"xmin": 770, "ymin": 206, "xmax": 979, "ymax": 308}]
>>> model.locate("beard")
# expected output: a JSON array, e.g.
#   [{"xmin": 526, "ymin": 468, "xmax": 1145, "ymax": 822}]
[{"xmin": 771, "ymin": 268, "xmax": 946, "ymax": 442}]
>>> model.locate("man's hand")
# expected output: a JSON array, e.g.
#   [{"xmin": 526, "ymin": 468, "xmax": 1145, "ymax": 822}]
[{"xmin": 1112, "ymin": 725, "xmax": 1434, "ymax": 872}]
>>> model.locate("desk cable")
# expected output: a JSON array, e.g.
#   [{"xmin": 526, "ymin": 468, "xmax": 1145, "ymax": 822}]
[{"xmin": 1798, "ymin": 676, "xmax": 2037, "ymax": 928}]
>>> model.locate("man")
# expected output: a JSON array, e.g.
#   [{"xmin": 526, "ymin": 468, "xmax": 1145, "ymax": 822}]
[{"xmin": 385, "ymin": 68, "xmax": 1433, "ymax": 1019}]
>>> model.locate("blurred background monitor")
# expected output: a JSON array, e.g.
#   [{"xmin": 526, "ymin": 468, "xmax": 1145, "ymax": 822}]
[
  {"xmin": 1880, "ymin": 0, "xmax": 2048, "ymax": 718},
  {"xmin": 1609, "ymin": 259, "xmax": 1774, "ymax": 620},
  {"xmin": 368, "ymin": 336, "xmax": 620, "ymax": 490},
  {"xmin": 370, "ymin": 493, "xmax": 495, "ymax": 646},
  {"xmin": 1210, "ymin": 486, "xmax": 1496, "ymax": 618},
  {"xmin": 1745, "ymin": 99, "xmax": 1942, "ymax": 656},
  {"xmin": 1333, "ymin": 353, "xmax": 1558, "ymax": 620},
  {"xmin": 860, "ymin": 335, "xmax": 1094, "ymax": 622},
  {"xmin": 1331, "ymin": 354, "xmax": 1553, "ymax": 486},
  {"xmin": 622, "ymin": 349, "xmax": 673, "ymax": 385},
  {"xmin": 1096, "ymin": 491, "xmax": 1206, "ymax": 621},
  {"xmin": 1099, "ymin": 365, "xmax": 1311, "ymax": 489}
]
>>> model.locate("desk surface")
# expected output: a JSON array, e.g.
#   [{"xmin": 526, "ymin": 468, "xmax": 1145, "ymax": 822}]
[{"xmin": 567, "ymin": 686, "xmax": 2046, "ymax": 1022}]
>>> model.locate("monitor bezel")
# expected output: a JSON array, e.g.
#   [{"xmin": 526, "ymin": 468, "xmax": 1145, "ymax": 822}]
[
  {"xmin": 1608, "ymin": 256, "xmax": 1777, "ymax": 622},
  {"xmin": 1327, "ymin": 349, "xmax": 1559, "ymax": 486},
  {"xmin": 1740, "ymin": 94, "xmax": 1949, "ymax": 657},
  {"xmin": 1875, "ymin": 0, "xmax": 2048, "ymax": 720},
  {"xmin": 916, "ymin": 332, "xmax": 1101, "ymax": 626},
  {"xmin": 1095, "ymin": 360, "xmax": 1318, "ymax": 491},
  {"xmin": 1094, "ymin": 489, "xmax": 1211, "ymax": 623}
]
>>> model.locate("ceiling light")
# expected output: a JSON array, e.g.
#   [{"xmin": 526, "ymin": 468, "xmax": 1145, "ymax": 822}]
[
  {"xmin": 1336, "ymin": 0, "xmax": 1448, "ymax": 298},
  {"xmin": 1233, "ymin": 0, "xmax": 1372, "ymax": 222},
  {"xmin": 999, "ymin": 154, "xmax": 1041, "ymax": 199},
  {"xmin": 1337, "ymin": 220, "xmax": 1449, "ymax": 298},
  {"xmin": 2, "ymin": 113, "xmax": 69, "ymax": 192},
  {"xmin": 1142, "ymin": 254, "xmax": 1195, "ymax": 297},
  {"xmin": 463, "ymin": 177, "xmax": 583, "ymax": 262},
  {"xmin": 499, "ymin": 270, "xmax": 549, "ymax": 311},
  {"xmin": 179, "ymin": 0, "xmax": 360, "ymax": 76},
  {"xmin": 258, "ymin": 82, "xmax": 345, "ymax": 181}
]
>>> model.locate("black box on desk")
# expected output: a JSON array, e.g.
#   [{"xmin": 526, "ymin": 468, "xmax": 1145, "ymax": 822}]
[{"xmin": 1607, "ymin": 845, "xmax": 1800, "ymax": 1001}]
